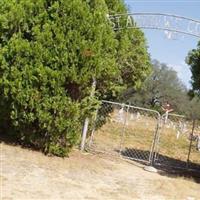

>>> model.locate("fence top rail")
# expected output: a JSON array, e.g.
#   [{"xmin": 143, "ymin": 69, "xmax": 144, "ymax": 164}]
[
  {"xmin": 102, "ymin": 100, "xmax": 124, "ymax": 106},
  {"xmin": 101, "ymin": 100, "xmax": 160, "ymax": 117},
  {"xmin": 164, "ymin": 113, "xmax": 200, "ymax": 121},
  {"xmin": 167, "ymin": 113, "xmax": 186, "ymax": 118}
]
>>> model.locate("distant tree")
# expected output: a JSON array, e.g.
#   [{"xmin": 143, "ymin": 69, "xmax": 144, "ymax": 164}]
[
  {"xmin": 186, "ymin": 41, "xmax": 200, "ymax": 119},
  {"xmin": 186, "ymin": 41, "xmax": 200, "ymax": 96},
  {"xmin": 186, "ymin": 96, "xmax": 200, "ymax": 120},
  {"xmin": 122, "ymin": 60, "xmax": 190, "ymax": 114}
]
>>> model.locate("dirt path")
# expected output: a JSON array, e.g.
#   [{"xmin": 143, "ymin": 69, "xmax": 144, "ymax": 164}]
[{"xmin": 1, "ymin": 142, "xmax": 200, "ymax": 200}]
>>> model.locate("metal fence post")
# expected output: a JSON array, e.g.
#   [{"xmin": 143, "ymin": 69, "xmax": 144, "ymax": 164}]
[
  {"xmin": 81, "ymin": 118, "xmax": 90, "ymax": 151},
  {"xmin": 119, "ymin": 104, "xmax": 130, "ymax": 156},
  {"xmin": 153, "ymin": 112, "xmax": 170, "ymax": 165},
  {"xmin": 147, "ymin": 112, "xmax": 161, "ymax": 167},
  {"xmin": 80, "ymin": 78, "xmax": 96, "ymax": 152},
  {"xmin": 187, "ymin": 118, "xmax": 196, "ymax": 168},
  {"xmin": 88, "ymin": 108, "xmax": 99, "ymax": 148}
]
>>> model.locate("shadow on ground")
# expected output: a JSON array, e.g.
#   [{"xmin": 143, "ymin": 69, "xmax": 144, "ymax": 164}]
[
  {"xmin": 0, "ymin": 132, "xmax": 44, "ymax": 153},
  {"xmin": 0, "ymin": 132, "xmax": 19, "ymax": 146},
  {"xmin": 120, "ymin": 147, "xmax": 200, "ymax": 183}
]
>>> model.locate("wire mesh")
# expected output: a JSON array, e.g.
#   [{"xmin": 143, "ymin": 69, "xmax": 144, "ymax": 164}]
[
  {"xmin": 86, "ymin": 100, "xmax": 160, "ymax": 164},
  {"xmin": 155, "ymin": 114, "xmax": 200, "ymax": 170},
  {"xmin": 86, "ymin": 101, "xmax": 127, "ymax": 156},
  {"xmin": 85, "ymin": 100, "xmax": 200, "ymax": 171},
  {"xmin": 119, "ymin": 105, "xmax": 160, "ymax": 164},
  {"xmin": 187, "ymin": 119, "xmax": 200, "ymax": 170}
]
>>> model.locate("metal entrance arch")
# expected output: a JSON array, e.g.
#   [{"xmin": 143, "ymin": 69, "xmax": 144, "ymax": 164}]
[{"xmin": 108, "ymin": 13, "xmax": 200, "ymax": 38}]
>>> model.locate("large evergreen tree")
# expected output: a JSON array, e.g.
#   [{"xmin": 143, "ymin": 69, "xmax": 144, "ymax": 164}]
[
  {"xmin": 105, "ymin": 0, "xmax": 151, "ymax": 94},
  {"xmin": 0, "ymin": 0, "xmax": 151, "ymax": 156}
]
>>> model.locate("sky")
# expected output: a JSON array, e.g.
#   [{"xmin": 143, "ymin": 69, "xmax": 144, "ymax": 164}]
[{"xmin": 124, "ymin": 0, "xmax": 200, "ymax": 88}]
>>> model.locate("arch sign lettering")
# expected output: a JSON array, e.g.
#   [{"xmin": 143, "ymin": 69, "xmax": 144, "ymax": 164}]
[{"xmin": 107, "ymin": 13, "xmax": 200, "ymax": 38}]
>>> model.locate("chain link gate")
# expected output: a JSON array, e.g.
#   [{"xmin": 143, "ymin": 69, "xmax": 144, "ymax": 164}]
[
  {"xmin": 154, "ymin": 114, "xmax": 200, "ymax": 171},
  {"xmin": 86, "ymin": 100, "xmax": 160, "ymax": 165}
]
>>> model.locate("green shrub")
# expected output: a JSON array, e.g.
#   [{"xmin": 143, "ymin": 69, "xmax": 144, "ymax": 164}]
[{"xmin": 0, "ymin": 0, "xmax": 151, "ymax": 156}]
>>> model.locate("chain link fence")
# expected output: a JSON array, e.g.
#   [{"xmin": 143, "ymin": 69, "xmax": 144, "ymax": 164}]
[
  {"xmin": 154, "ymin": 114, "xmax": 200, "ymax": 171},
  {"xmin": 85, "ymin": 100, "xmax": 200, "ymax": 171},
  {"xmin": 186, "ymin": 119, "xmax": 200, "ymax": 170},
  {"xmin": 86, "ymin": 101, "xmax": 125, "ymax": 157}
]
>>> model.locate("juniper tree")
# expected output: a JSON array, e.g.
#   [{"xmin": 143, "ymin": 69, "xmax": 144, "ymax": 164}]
[{"xmin": 0, "ymin": 0, "xmax": 151, "ymax": 156}]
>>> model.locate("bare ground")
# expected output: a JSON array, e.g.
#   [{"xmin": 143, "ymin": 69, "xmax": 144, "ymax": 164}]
[{"xmin": 1, "ymin": 142, "xmax": 200, "ymax": 200}]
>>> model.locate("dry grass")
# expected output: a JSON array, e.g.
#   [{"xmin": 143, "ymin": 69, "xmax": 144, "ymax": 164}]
[
  {"xmin": 1, "ymin": 142, "xmax": 200, "ymax": 200},
  {"xmin": 1, "ymin": 109, "xmax": 200, "ymax": 199}
]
